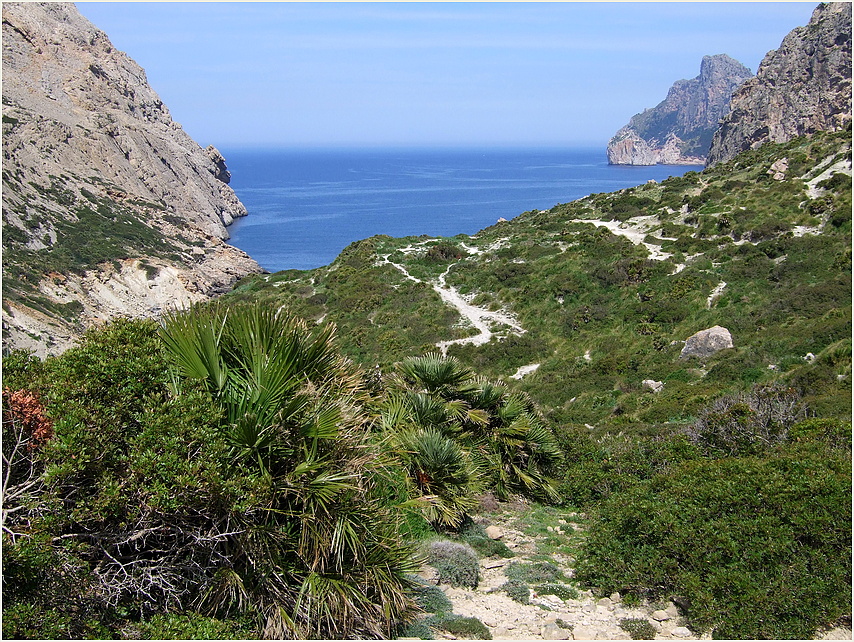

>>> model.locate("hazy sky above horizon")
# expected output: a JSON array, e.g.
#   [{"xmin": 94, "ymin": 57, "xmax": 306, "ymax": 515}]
[{"xmin": 75, "ymin": 2, "xmax": 817, "ymax": 149}]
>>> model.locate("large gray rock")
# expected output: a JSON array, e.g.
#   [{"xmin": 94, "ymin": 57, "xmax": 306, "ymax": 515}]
[
  {"xmin": 2, "ymin": 2, "xmax": 261, "ymax": 355},
  {"xmin": 707, "ymin": 3, "xmax": 852, "ymax": 166},
  {"xmin": 607, "ymin": 54, "xmax": 753, "ymax": 165},
  {"xmin": 680, "ymin": 326, "xmax": 734, "ymax": 359}
]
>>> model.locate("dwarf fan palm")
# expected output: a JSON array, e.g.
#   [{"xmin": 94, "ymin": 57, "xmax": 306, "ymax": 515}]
[
  {"xmin": 160, "ymin": 302, "xmax": 419, "ymax": 638},
  {"xmin": 388, "ymin": 352, "xmax": 562, "ymax": 503}
]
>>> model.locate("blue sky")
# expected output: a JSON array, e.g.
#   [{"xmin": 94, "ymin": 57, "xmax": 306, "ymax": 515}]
[{"xmin": 75, "ymin": 2, "xmax": 817, "ymax": 148}]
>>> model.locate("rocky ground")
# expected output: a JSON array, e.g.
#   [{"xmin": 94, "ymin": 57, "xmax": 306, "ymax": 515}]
[{"xmin": 411, "ymin": 501, "xmax": 852, "ymax": 641}]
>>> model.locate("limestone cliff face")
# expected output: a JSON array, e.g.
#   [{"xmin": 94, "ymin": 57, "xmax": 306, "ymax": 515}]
[
  {"xmin": 607, "ymin": 54, "xmax": 753, "ymax": 165},
  {"xmin": 2, "ymin": 2, "xmax": 261, "ymax": 355},
  {"xmin": 707, "ymin": 3, "xmax": 852, "ymax": 167}
]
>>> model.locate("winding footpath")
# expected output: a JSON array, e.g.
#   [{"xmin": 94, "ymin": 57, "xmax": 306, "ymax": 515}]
[{"xmin": 380, "ymin": 246, "xmax": 526, "ymax": 356}]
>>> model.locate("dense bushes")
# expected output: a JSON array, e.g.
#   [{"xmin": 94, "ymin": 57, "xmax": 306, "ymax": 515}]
[
  {"xmin": 574, "ymin": 444, "xmax": 851, "ymax": 639},
  {"xmin": 2, "ymin": 312, "xmax": 422, "ymax": 639},
  {"xmin": 686, "ymin": 384, "xmax": 805, "ymax": 457}
]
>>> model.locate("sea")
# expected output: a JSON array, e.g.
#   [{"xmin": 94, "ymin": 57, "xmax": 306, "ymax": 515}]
[{"xmin": 220, "ymin": 147, "xmax": 698, "ymax": 273}]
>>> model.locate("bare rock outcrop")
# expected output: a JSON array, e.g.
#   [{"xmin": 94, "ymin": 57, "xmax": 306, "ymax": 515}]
[
  {"xmin": 680, "ymin": 326, "xmax": 734, "ymax": 360},
  {"xmin": 707, "ymin": 2, "xmax": 852, "ymax": 167},
  {"xmin": 2, "ymin": 2, "xmax": 261, "ymax": 355},
  {"xmin": 607, "ymin": 54, "xmax": 753, "ymax": 165}
]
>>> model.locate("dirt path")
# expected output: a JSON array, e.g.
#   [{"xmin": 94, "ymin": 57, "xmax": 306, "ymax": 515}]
[
  {"xmin": 380, "ymin": 248, "xmax": 526, "ymax": 355},
  {"xmin": 421, "ymin": 510, "xmax": 705, "ymax": 641},
  {"xmin": 570, "ymin": 215, "xmax": 674, "ymax": 262}
]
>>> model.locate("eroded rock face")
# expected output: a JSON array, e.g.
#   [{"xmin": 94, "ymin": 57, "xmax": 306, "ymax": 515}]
[
  {"xmin": 607, "ymin": 54, "xmax": 753, "ymax": 166},
  {"xmin": 707, "ymin": 2, "xmax": 852, "ymax": 167},
  {"xmin": 2, "ymin": 2, "xmax": 261, "ymax": 355}
]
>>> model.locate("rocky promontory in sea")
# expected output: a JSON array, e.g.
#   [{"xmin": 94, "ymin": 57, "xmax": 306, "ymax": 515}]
[
  {"xmin": 707, "ymin": 2, "xmax": 852, "ymax": 167},
  {"xmin": 2, "ymin": 2, "xmax": 261, "ymax": 356},
  {"xmin": 607, "ymin": 54, "xmax": 753, "ymax": 166}
]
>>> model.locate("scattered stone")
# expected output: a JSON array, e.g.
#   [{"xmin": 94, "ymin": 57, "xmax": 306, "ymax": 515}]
[
  {"xmin": 819, "ymin": 626, "xmax": 854, "ymax": 640},
  {"xmin": 665, "ymin": 603, "xmax": 680, "ymax": 618},
  {"xmin": 542, "ymin": 623, "xmax": 571, "ymax": 639},
  {"xmin": 610, "ymin": 592, "xmax": 622, "ymax": 603},
  {"xmin": 680, "ymin": 325, "xmax": 733, "ymax": 359},
  {"xmin": 485, "ymin": 525, "xmax": 503, "ymax": 540},
  {"xmin": 642, "ymin": 379, "xmax": 664, "ymax": 393},
  {"xmin": 597, "ymin": 597, "xmax": 613, "ymax": 608},
  {"xmin": 572, "ymin": 625, "xmax": 601, "ymax": 640},
  {"xmin": 651, "ymin": 609, "xmax": 671, "ymax": 621},
  {"xmin": 804, "ymin": 352, "xmax": 817, "ymax": 362},
  {"xmin": 769, "ymin": 157, "xmax": 789, "ymax": 180},
  {"xmin": 672, "ymin": 626, "xmax": 693, "ymax": 638},
  {"xmin": 482, "ymin": 559, "xmax": 508, "ymax": 570}
]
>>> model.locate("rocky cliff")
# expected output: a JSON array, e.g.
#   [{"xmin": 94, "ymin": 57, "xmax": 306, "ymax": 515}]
[
  {"xmin": 607, "ymin": 54, "xmax": 753, "ymax": 166},
  {"xmin": 707, "ymin": 3, "xmax": 852, "ymax": 167},
  {"xmin": 2, "ymin": 2, "xmax": 261, "ymax": 356}
]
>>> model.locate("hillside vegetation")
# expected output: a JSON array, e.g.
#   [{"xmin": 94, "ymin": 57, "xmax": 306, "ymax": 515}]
[
  {"xmin": 227, "ymin": 129, "xmax": 851, "ymax": 430},
  {"xmin": 3, "ymin": 130, "xmax": 850, "ymax": 640}
]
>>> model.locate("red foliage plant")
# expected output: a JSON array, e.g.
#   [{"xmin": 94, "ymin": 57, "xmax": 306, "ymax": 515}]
[{"xmin": 3, "ymin": 388, "xmax": 54, "ymax": 450}]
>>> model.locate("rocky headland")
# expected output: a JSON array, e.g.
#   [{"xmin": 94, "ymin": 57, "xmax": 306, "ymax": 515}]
[
  {"xmin": 2, "ymin": 2, "xmax": 260, "ymax": 356},
  {"xmin": 707, "ymin": 2, "xmax": 852, "ymax": 166},
  {"xmin": 607, "ymin": 54, "xmax": 753, "ymax": 166}
]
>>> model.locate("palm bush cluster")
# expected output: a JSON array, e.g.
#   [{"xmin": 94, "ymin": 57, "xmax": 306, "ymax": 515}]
[
  {"xmin": 158, "ymin": 303, "xmax": 421, "ymax": 638},
  {"xmin": 2, "ymin": 307, "xmax": 420, "ymax": 640},
  {"xmin": 380, "ymin": 353, "xmax": 562, "ymax": 528}
]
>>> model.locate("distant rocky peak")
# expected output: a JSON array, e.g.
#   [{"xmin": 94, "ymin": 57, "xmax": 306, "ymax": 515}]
[
  {"xmin": 607, "ymin": 54, "xmax": 753, "ymax": 166},
  {"xmin": 707, "ymin": 2, "xmax": 852, "ymax": 166}
]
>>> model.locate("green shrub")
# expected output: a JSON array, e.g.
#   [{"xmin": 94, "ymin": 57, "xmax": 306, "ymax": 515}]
[
  {"xmin": 398, "ymin": 620, "xmax": 435, "ymax": 639},
  {"xmin": 425, "ymin": 613, "xmax": 492, "ymax": 639},
  {"xmin": 129, "ymin": 612, "xmax": 256, "ymax": 640},
  {"xmin": 425, "ymin": 540, "xmax": 480, "ymax": 588},
  {"xmin": 554, "ymin": 427, "xmax": 700, "ymax": 507},
  {"xmin": 575, "ymin": 448, "xmax": 851, "ymax": 639},
  {"xmin": 502, "ymin": 579, "xmax": 531, "ymax": 604},
  {"xmin": 411, "ymin": 577, "xmax": 453, "ymax": 614},
  {"xmin": 457, "ymin": 519, "xmax": 515, "ymax": 558},
  {"xmin": 536, "ymin": 583, "xmax": 579, "ymax": 601},
  {"xmin": 788, "ymin": 417, "xmax": 851, "ymax": 452},
  {"xmin": 687, "ymin": 384, "xmax": 805, "ymax": 457},
  {"xmin": 425, "ymin": 242, "xmax": 465, "ymax": 262},
  {"xmin": 2, "ymin": 312, "xmax": 421, "ymax": 640},
  {"xmin": 463, "ymin": 535, "xmax": 514, "ymax": 558},
  {"xmin": 505, "ymin": 560, "xmax": 566, "ymax": 584},
  {"xmin": 619, "ymin": 618, "xmax": 657, "ymax": 640}
]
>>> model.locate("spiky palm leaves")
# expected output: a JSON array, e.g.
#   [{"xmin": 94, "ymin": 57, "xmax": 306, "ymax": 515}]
[
  {"xmin": 159, "ymin": 303, "xmax": 418, "ymax": 639},
  {"xmin": 463, "ymin": 383, "xmax": 562, "ymax": 502},
  {"xmin": 383, "ymin": 392, "xmax": 483, "ymax": 528},
  {"xmin": 384, "ymin": 353, "xmax": 561, "ymax": 526}
]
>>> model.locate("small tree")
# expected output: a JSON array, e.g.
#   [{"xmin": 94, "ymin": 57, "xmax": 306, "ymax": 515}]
[{"xmin": 687, "ymin": 384, "xmax": 805, "ymax": 457}]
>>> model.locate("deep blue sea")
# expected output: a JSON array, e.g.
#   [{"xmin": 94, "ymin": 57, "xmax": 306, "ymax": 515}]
[{"xmin": 221, "ymin": 147, "xmax": 696, "ymax": 272}]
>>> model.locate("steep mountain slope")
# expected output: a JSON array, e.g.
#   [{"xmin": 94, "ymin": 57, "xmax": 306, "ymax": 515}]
[
  {"xmin": 707, "ymin": 2, "xmax": 852, "ymax": 166},
  {"xmin": 607, "ymin": 54, "xmax": 753, "ymax": 166},
  {"xmin": 2, "ymin": 2, "xmax": 260, "ymax": 356}
]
